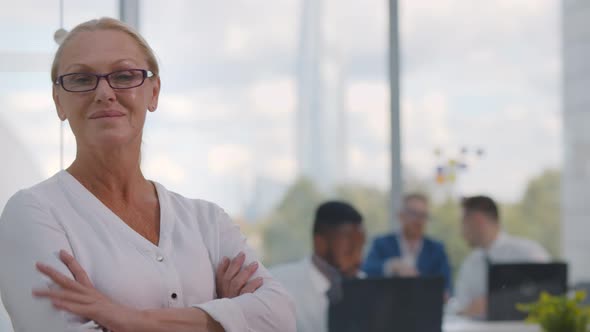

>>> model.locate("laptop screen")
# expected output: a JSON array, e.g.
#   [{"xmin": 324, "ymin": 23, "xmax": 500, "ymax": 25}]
[
  {"xmin": 329, "ymin": 277, "xmax": 444, "ymax": 332},
  {"xmin": 487, "ymin": 262, "xmax": 568, "ymax": 321}
]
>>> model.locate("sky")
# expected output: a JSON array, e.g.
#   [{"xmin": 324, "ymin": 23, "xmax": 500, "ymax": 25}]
[{"xmin": 0, "ymin": 0, "xmax": 562, "ymax": 215}]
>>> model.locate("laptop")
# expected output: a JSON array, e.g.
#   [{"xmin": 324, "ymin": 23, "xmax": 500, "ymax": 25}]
[
  {"xmin": 487, "ymin": 262, "xmax": 568, "ymax": 321},
  {"xmin": 329, "ymin": 277, "xmax": 445, "ymax": 332}
]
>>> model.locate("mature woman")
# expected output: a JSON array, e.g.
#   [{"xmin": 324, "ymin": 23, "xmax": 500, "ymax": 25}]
[{"xmin": 0, "ymin": 17, "xmax": 295, "ymax": 332}]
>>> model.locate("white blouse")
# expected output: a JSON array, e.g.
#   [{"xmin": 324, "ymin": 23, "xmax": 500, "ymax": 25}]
[
  {"xmin": 0, "ymin": 171, "xmax": 295, "ymax": 332},
  {"xmin": 447, "ymin": 231, "xmax": 550, "ymax": 315}
]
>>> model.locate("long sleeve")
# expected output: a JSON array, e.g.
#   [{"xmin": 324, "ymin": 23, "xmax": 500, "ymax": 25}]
[
  {"xmin": 446, "ymin": 252, "xmax": 485, "ymax": 315},
  {"xmin": 0, "ymin": 190, "xmax": 97, "ymax": 331},
  {"xmin": 362, "ymin": 237, "xmax": 389, "ymax": 277},
  {"xmin": 192, "ymin": 205, "xmax": 296, "ymax": 332}
]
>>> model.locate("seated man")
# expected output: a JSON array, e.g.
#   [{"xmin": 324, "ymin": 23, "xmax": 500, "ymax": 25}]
[
  {"xmin": 448, "ymin": 195, "xmax": 550, "ymax": 318},
  {"xmin": 270, "ymin": 201, "xmax": 366, "ymax": 332},
  {"xmin": 362, "ymin": 193, "xmax": 452, "ymax": 294}
]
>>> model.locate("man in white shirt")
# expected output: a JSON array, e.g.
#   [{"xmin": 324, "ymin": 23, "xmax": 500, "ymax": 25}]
[
  {"xmin": 448, "ymin": 195, "xmax": 550, "ymax": 318},
  {"xmin": 270, "ymin": 201, "xmax": 366, "ymax": 332}
]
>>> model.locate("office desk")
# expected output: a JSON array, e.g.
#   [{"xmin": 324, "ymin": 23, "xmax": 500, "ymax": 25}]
[{"xmin": 443, "ymin": 316, "xmax": 540, "ymax": 332}]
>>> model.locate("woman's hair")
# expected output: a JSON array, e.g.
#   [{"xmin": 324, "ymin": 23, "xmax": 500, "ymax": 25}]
[{"xmin": 51, "ymin": 17, "xmax": 159, "ymax": 82}]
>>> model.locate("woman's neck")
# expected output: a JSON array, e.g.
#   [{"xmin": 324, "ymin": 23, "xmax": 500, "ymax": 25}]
[{"xmin": 67, "ymin": 144, "xmax": 149, "ymax": 202}]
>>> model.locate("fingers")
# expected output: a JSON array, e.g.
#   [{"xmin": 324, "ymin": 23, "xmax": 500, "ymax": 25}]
[
  {"xmin": 32, "ymin": 288, "xmax": 92, "ymax": 305},
  {"xmin": 216, "ymin": 252, "xmax": 264, "ymax": 298},
  {"xmin": 215, "ymin": 257, "xmax": 230, "ymax": 284},
  {"xmin": 224, "ymin": 252, "xmax": 245, "ymax": 281},
  {"xmin": 50, "ymin": 299, "xmax": 92, "ymax": 318},
  {"xmin": 228, "ymin": 261, "xmax": 259, "ymax": 295},
  {"xmin": 36, "ymin": 262, "xmax": 85, "ymax": 293},
  {"xmin": 59, "ymin": 250, "xmax": 94, "ymax": 288},
  {"xmin": 239, "ymin": 277, "xmax": 264, "ymax": 295}
]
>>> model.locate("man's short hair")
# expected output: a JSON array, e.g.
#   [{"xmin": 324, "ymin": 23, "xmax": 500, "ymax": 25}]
[
  {"xmin": 403, "ymin": 193, "xmax": 429, "ymax": 206},
  {"xmin": 462, "ymin": 195, "xmax": 499, "ymax": 222},
  {"xmin": 313, "ymin": 201, "xmax": 363, "ymax": 235}
]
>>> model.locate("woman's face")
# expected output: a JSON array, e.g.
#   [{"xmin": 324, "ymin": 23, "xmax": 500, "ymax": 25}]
[{"xmin": 53, "ymin": 29, "xmax": 160, "ymax": 150}]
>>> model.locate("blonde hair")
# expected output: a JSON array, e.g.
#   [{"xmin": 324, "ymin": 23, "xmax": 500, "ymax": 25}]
[{"xmin": 51, "ymin": 17, "xmax": 159, "ymax": 83}]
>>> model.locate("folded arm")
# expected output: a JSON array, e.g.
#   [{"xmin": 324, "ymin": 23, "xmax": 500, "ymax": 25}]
[
  {"xmin": 191, "ymin": 205, "xmax": 296, "ymax": 332},
  {"xmin": 33, "ymin": 203, "xmax": 296, "ymax": 332}
]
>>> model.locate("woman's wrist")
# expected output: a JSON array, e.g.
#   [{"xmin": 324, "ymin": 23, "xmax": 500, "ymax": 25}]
[
  {"xmin": 121, "ymin": 307, "xmax": 224, "ymax": 332},
  {"xmin": 194, "ymin": 307, "xmax": 225, "ymax": 332},
  {"xmin": 104, "ymin": 307, "xmax": 147, "ymax": 332}
]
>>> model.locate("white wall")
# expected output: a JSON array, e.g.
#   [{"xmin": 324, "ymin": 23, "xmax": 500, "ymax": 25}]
[{"xmin": 562, "ymin": 0, "xmax": 590, "ymax": 284}]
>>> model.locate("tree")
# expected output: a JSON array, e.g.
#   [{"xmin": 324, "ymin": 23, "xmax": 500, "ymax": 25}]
[
  {"xmin": 260, "ymin": 179, "xmax": 393, "ymax": 267},
  {"xmin": 260, "ymin": 178, "xmax": 324, "ymax": 266},
  {"xmin": 257, "ymin": 169, "xmax": 561, "ymax": 273},
  {"xmin": 333, "ymin": 184, "xmax": 391, "ymax": 239},
  {"xmin": 502, "ymin": 169, "xmax": 561, "ymax": 257}
]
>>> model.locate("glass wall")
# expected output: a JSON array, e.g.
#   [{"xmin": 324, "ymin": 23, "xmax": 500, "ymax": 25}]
[
  {"xmin": 0, "ymin": 0, "xmax": 568, "ymax": 328},
  {"xmin": 138, "ymin": 0, "xmax": 391, "ymax": 264}
]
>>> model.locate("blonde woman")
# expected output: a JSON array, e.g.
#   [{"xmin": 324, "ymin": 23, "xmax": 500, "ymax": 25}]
[{"xmin": 0, "ymin": 17, "xmax": 295, "ymax": 332}]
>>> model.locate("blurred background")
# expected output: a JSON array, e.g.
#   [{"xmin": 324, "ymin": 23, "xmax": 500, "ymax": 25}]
[{"xmin": 2, "ymin": 1, "xmax": 587, "ymax": 325}]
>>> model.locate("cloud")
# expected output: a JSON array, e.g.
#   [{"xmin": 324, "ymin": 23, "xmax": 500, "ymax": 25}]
[
  {"xmin": 403, "ymin": 96, "xmax": 561, "ymax": 201},
  {"xmin": 224, "ymin": 24, "xmax": 252, "ymax": 58},
  {"xmin": 246, "ymin": 78, "xmax": 296, "ymax": 116},
  {"xmin": 324, "ymin": 0, "xmax": 387, "ymax": 55},
  {"xmin": 6, "ymin": 91, "xmax": 53, "ymax": 113},
  {"xmin": 156, "ymin": 89, "xmax": 235, "ymax": 121},
  {"xmin": 0, "ymin": 0, "xmax": 562, "ymax": 213},
  {"xmin": 143, "ymin": 0, "xmax": 298, "ymax": 63},
  {"xmin": 347, "ymin": 81, "xmax": 389, "ymax": 127},
  {"xmin": 207, "ymin": 144, "xmax": 253, "ymax": 176},
  {"xmin": 260, "ymin": 156, "xmax": 296, "ymax": 183},
  {"xmin": 348, "ymin": 144, "xmax": 389, "ymax": 188},
  {"xmin": 142, "ymin": 154, "xmax": 188, "ymax": 184}
]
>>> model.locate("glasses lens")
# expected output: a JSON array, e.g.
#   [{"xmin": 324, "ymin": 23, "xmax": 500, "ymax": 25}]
[
  {"xmin": 108, "ymin": 70, "xmax": 145, "ymax": 88},
  {"xmin": 404, "ymin": 209, "xmax": 429, "ymax": 221},
  {"xmin": 62, "ymin": 73, "xmax": 97, "ymax": 92}
]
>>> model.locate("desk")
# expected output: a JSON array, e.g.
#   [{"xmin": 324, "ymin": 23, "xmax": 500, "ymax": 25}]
[{"xmin": 443, "ymin": 316, "xmax": 540, "ymax": 332}]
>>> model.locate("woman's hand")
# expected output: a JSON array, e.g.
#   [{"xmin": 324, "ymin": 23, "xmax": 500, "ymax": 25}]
[
  {"xmin": 33, "ymin": 250, "xmax": 138, "ymax": 332},
  {"xmin": 215, "ymin": 252, "xmax": 264, "ymax": 298},
  {"xmin": 33, "ymin": 250, "xmax": 260, "ymax": 331}
]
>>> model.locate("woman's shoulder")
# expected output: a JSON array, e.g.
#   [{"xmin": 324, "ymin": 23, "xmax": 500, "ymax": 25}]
[
  {"xmin": 3, "ymin": 172, "xmax": 64, "ymax": 211},
  {"xmin": 0, "ymin": 172, "xmax": 67, "ymax": 236},
  {"xmin": 153, "ymin": 182, "xmax": 228, "ymax": 223}
]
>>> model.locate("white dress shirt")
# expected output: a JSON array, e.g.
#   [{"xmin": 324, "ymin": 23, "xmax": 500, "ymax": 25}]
[
  {"xmin": 383, "ymin": 234, "xmax": 423, "ymax": 277},
  {"xmin": 0, "ymin": 170, "xmax": 295, "ymax": 332},
  {"xmin": 270, "ymin": 257, "xmax": 330, "ymax": 332},
  {"xmin": 447, "ymin": 231, "xmax": 550, "ymax": 314},
  {"xmin": 0, "ymin": 298, "xmax": 13, "ymax": 332}
]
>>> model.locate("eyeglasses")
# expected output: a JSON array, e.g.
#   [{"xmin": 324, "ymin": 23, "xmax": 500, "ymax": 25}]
[
  {"xmin": 401, "ymin": 209, "xmax": 430, "ymax": 222},
  {"xmin": 55, "ymin": 69, "xmax": 154, "ymax": 92}
]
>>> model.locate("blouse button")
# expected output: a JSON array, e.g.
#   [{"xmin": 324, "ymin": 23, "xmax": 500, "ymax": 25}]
[{"xmin": 156, "ymin": 255, "xmax": 164, "ymax": 262}]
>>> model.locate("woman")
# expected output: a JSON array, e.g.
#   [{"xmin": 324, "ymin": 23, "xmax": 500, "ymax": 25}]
[{"xmin": 0, "ymin": 17, "xmax": 295, "ymax": 332}]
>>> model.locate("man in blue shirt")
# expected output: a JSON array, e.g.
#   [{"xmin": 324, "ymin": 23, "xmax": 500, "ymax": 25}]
[{"xmin": 362, "ymin": 193, "xmax": 452, "ymax": 296}]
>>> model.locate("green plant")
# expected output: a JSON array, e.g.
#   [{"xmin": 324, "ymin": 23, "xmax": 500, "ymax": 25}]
[{"xmin": 517, "ymin": 291, "xmax": 590, "ymax": 332}]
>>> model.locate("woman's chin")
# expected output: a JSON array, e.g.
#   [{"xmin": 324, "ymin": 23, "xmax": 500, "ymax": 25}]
[{"xmin": 86, "ymin": 132, "xmax": 139, "ymax": 149}]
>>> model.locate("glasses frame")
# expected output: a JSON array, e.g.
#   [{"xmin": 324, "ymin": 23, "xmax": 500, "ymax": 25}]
[
  {"xmin": 55, "ymin": 69, "xmax": 154, "ymax": 93},
  {"xmin": 401, "ymin": 208, "xmax": 430, "ymax": 222}
]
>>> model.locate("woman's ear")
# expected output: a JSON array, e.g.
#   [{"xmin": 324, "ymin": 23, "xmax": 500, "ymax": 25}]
[
  {"xmin": 53, "ymin": 86, "xmax": 67, "ymax": 121},
  {"xmin": 148, "ymin": 76, "xmax": 161, "ymax": 113}
]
